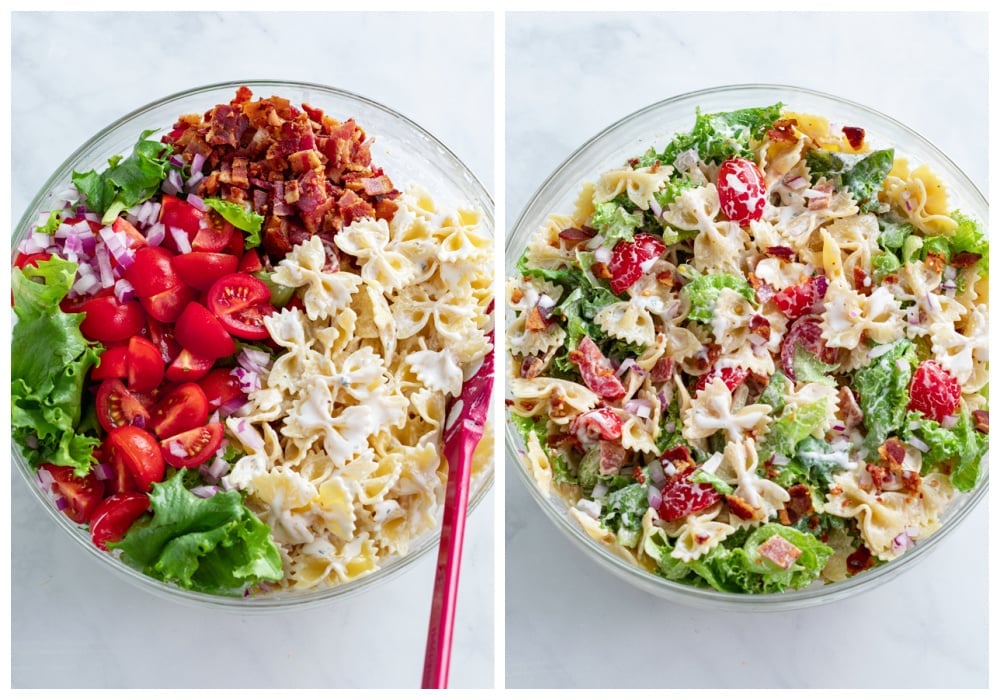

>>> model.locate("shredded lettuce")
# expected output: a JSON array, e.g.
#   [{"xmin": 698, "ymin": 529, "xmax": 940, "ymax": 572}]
[
  {"xmin": 590, "ymin": 199, "xmax": 643, "ymax": 248},
  {"xmin": 11, "ymin": 256, "xmax": 103, "ymax": 475},
  {"xmin": 805, "ymin": 148, "xmax": 894, "ymax": 212},
  {"xmin": 759, "ymin": 399, "xmax": 829, "ymax": 463},
  {"xmin": 758, "ymin": 371, "xmax": 788, "ymax": 413},
  {"xmin": 771, "ymin": 437, "xmax": 849, "ymax": 491},
  {"xmin": 110, "ymin": 470, "xmax": 283, "ymax": 595},
  {"xmin": 640, "ymin": 103, "xmax": 783, "ymax": 166},
  {"xmin": 878, "ymin": 219, "xmax": 913, "ymax": 250},
  {"xmin": 949, "ymin": 409, "xmax": 988, "ymax": 492},
  {"xmin": 948, "ymin": 210, "xmax": 989, "ymax": 274},
  {"xmin": 599, "ymin": 481, "xmax": 648, "ymax": 548},
  {"xmin": 643, "ymin": 526, "xmax": 695, "ymax": 581},
  {"xmin": 72, "ymin": 128, "xmax": 177, "ymax": 223},
  {"xmin": 510, "ymin": 414, "xmax": 575, "ymax": 484},
  {"xmin": 679, "ymin": 268, "xmax": 756, "ymax": 323},
  {"xmin": 689, "ymin": 468, "xmax": 734, "ymax": 495},
  {"xmin": 792, "ymin": 345, "xmax": 838, "ymax": 386},
  {"xmin": 204, "ymin": 197, "xmax": 265, "ymax": 248},
  {"xmin": 853, "ymin": 338, "xmax": 917, "ymax": 449}
]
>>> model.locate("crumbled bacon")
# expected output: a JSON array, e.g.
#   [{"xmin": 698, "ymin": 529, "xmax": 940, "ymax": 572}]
[
  {"xmin": 951, "ymin": 251, "xmax": 982, "ymax": 268},
  {"xmin": 649, "ymin": 357, "xmax": 674, "ymax": 383},
  {"xmin": 598, "ymin": 441, "xmax": 627, "ymax": 475},
  {"xmin": 520, "ymin": 355, "xmax": 545, "ymax": 379},
  {"xmin": 865, "ymin": 462, "xmax": 891, "ymax": 492},
  {"xmin": 766, "ymin": 246, "xmax": 795, "ymax": 261},
  {"xmin": 924, "ymin": 251, "xmax": 946, "ymax": 274},
  {"xmin": 661, "ymin": 445, "xmax": 695, "ymax": 471},
  {"xmin": 767, "ymin": 118, "xmax": 798, "ymax": 143},
  {"xmin": 655, "ymin": 267, "xmax": 678, "ymax": 289},
  {"xmin": 591, "ymin": 262, "xmax": 612, "ymax": 279},
  {"xmin": 557, "ymin": 226, "xmax": 596, "ymax": 243},
  {"xmin": 510, "ymin": 287, "xmax": 524, "ymax": 304},
  {"xmin": 783, "ymin": 483, "xmax": 813, "ymax": 524},
  {"xmin": 749, "ymin": 314, "xmax": 771, "ymax": 341},
  {"xmin": 806, "ymin": 181, "xmax": 834, "ymax": 211},
  {"xmin": 900, "ymin": 470, "xmax": 922, "ymax": 495},
  {"xmin": 548, "ymin": 389, "xmax": 571, "ymax": 419},
  {"xmin": 878, "ymin": 437, "xmax": 906, "ymax": 471},
  {"xmin": 973, "ymin": 409, "xmax": 989, "ymax": 434},
  {"xmin": 724, "ymin": 493, "xmax": 757, "ymax": 521},
  {"xmin": 757, "ymin": 534, "xmax": 802, "ymax": 569},
  {"xmin": 842, "ymin": 126, "xmax": 866, "ymax": 150},
  {"xmin": 853, "ymin": 267, "xmax": 872, "ymax": 294},
  {"xmin": 838, "ymin": 385, "xmax": 864, "ymax": 431},
  {"xmin": 846, "ymin": 544, "xmax": 874, "ymax": 574},
  {"xmin": 525, "ymin": 306, "xmax": 548, "ymax": 332},
  {"xmin": 160, "ymin": 86, "xmax": 399, "ymax": 265}
]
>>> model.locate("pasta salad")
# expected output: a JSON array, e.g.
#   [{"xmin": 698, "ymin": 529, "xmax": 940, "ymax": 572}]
[
  {"xmin": 12, "ymin": 87, "xmax": 493, "ymax": 596},
  {"xmin": 507, "ymin": 103, "xmax": 988, "ymax": 593}
]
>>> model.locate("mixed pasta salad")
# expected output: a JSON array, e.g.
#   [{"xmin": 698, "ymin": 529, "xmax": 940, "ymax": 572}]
[
  {"xmin": 507, "ymin": 103, "xmax": 988, "ymax": 593},
  {"xmin": 12, "ymin": 87, "xmax": 493, "ymax": 596}
]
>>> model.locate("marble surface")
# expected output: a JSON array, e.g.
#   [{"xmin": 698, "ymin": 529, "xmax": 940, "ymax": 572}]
[
  {"xmin": 505, "ymin": 12, "xmax": 988, "ymax": 689},
  {"xmin": 10, "ymin": 11, "xmax": 494, "ymax": 689}
]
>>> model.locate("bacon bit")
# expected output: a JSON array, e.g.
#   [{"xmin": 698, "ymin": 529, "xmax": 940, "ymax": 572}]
[
  {"xmin": 901, "ymin": 470, "xmax": 922, "ymax": 495},
  {"xmin": 807, "ymin": 182, "xmax": 834, "ymax": 210},
  {"xmin": 655, "ymin": 267, "xmax": 677, "ymax": 288},
  {"xmin": 627, "ymin": 157, "xmax": 640, "ymax": 168},
  {"xmin": 973, "ymin": 409, "xmax": 989, "ymax": 434},
  {"xmin": 883, "ymin": 274, "xmax": 899, "ymax": 284},
  {"xmin": 878, "ymin": 437, "xmax": 906, "ymax": 471},
  {"xmin": 510, "ymin": 287, "xmax": 524, "ymax": 304},
  {"xmin": 546, "ymin": 432, "xmax": 578, "ymax": 450},
  {"xmin": 650, "ymin": 357, "xmax": 674, "ymax": 383},
  {"xmin": 724, "ymin": 493, "xmax": 758, "ymax": 521},
  {"xmin": 749, "ymin": 314, "xmax": 771, "ymax": 341},
  {"xmin": 865, "ymin": 462, "xmax": 891, "ymax": 492},
  {"xmin": 846, "ymin": 544, "xmax": 874, "ymax": 574},
  {"xmin": 758, "ymin": 534, "xmax": 802, "ymax": 569},
  {"xmin": 661, "ymin": 445, "xmax": 695, "ymax": 471},
  {"xmin": 591, "ymin": 262, "xmax": 612, "ymax": 279},
  {"xmin": 632, "ymin": 466, "xmax": 646, "ymax": 484},
  {"xmin": 549, "ymin": 390, "xmax": 571, "ymax": 419},
  {"xmin": 693, "ymin": 344, "xmax": 721, "ymax": 373},
  {"xmin": 784, "ymin": 483, "xmax": 813, "ymax": 524},
  {"xmin": 778, "ymin": 508, "xmax": 792, "ymax": 525},
  {"xmin": 838, "ymin": 385, "xmax": 864, "ymax": 431},
  {"xmin": 558, "ymin": 227, "xmax": 596, "ymax": 243},
  {"xmin": 853, "ymin": 267, "xmax": 872, "ymax": 294},
  {"xmin": 649, "ymin": 160, "xmax": 662, "ymax": 174},
  {"xmin": 747, "ymin": 271, "xmax": 764, "ymax": 289},
  {"xmin": 842, "ymin": 126, "xmax": 866, "ymax": 151},
  {"xmin": 766, "ymin": 245, "xmax": 795, "ymax": 261},
  {"xmin": 599, "ymin": 441, "xmax": 628, "ymax": 475},
  {"xmin": 525, "ymin": 306, "xmax": 549, "ymax": 332},
  {"xmin": 829, "ymin": 484, "xmax": 844, "ymax": 496},
  {"xmin": 951, "ymin": 251, "xmax": 983, "ymax": 268},
  {"xmin": 767, "ymin": 118, "xmax": 798, "ymax": 143},
  {"xmin": 924, "ymin": 251, "xmax": 946, "ymax": 274},
  {"xmin": 520, "ymin": 355, "xmax": 545, "ymax": 379}
]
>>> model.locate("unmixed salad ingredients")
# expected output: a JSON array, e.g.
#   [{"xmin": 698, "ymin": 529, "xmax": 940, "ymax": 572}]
[
  {"xmin": 507, "ymin": 104, "xmax": 988, "ymax": 593},
  {"xmin": 13, "ymin": 86, "xmax": 493, "ymax": 596}
]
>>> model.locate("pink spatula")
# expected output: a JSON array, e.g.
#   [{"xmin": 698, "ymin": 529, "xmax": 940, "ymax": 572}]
[{"xmin": 421, "ymin": 306, "xmax": 494, "ymax": 689}]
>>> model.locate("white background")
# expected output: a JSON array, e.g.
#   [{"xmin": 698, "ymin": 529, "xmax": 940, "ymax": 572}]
[
  {"xmin": 505, "ymin": 11, "xmax": 988, "ymax": 689},
  {"xmin": 9, "ymin": 11, "xmax": 494, "ymax": 690}
]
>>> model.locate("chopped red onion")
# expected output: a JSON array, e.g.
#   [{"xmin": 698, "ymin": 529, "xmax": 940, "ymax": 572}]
[
  {"xmin": 93, "ymin": 463, "xmax": 115, "ymax": 480},
  {"xmin": 867, "ymin": 343, "xmax": 895, "ymax": 360},
  {"xmin": 615, "ymin": 358, "xmax": 636, "ymax": 378},
  {"xmin": 200, "ymin": 453, "xmax": 233, "ymax": 483},
  {"xmin": 219, "ymin": 395, "xmax": 249, "ymax": 417},
  {"xmin": 647, "ymin": 459, "xmax": 666, "ymax": 488},
  {"xmin": 649, "ymin": 198, "xmax": 663, "ymax": 218},
  {"xmin": 170, "ymin": 226, "xmax": 192, "ymax": 254},
  {"xmin": 647, "ymin": 484, "xmax": 662, "ymax": 511},
  {"xmin": 114, "ymin": 278, "xmax": 136, "ymax": 304},
  {"xmin": 187, "ymin": 193, "xmax": 206, "ymax": 211},
  {"xmin": 54, "ymin": 495, "xmax": 69, "ymax": 511},
  {"xmin": 36, "ymin": 466, "xmax": 54, "ymax": 490},
  {"xmin": 18, "ymin": 236, "xmax": 47, "ymax": 255},
  {"xmin": 237, "ymin": 347, "xmax": 272, "ymax": 374},
  {"xmin": 145, "ymin": 222, "xmax": 166, "ymax": 247},
  {"xmin": 907, "ymin": 436, "xmax": 930, "ymax": 453},
  {"xmin": 590, "ymin": 482, "xmax": 609, "ymax": 500},
  {"xmin": 623, "ymin": 398, "xmax": 652, "ymax": 417},
  {"xmin": 233, "ymin": 420, "xmax": 265, "ymax": 451},
  {"xmin": 593, "ymin": 246, "xmax": 612, "ymax": 264},
  {"xmin": 54, "ymin": 222, "xmax": 73, "ymax": 239},
  {"xmin": 783, "ymin": 174, "xmax": 807, "ymax": 189},
  {"xmin": 575, "ymin": 498, "xmax": 602, "ymax": 520},
  {"xmin": 191, "ymin": 485, "xmax": 220, "ymax": 499},
  {"xmin": 99, "ymin": 226, "xmax": 128, "ymax": 260},
  {"xmin": 168, "ymin": 154, "xmax": 186, "ymax": 169},
  {"xmin": 942, "ymin": 415, "xmax": 958, "ymax": 429},
  {"xmin": 94, "ymin": 241, "xmax": 116, "ymax": 288},
  {"xmin": 163, "ymin": 168, "xmax": 184, "ymax": 196},
  {"xmin": 71, "ymin": 271, "xmax": 102, "ymax": 297},
  {"xmin": 186, "ymin": 171, "xmax": 206, "ymax": 191},
  {"xmin": 191, "ymin": 152, "xmax": 206, "ymax": 175}
]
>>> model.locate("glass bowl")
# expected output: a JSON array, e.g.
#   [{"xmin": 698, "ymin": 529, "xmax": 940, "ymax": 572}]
[
  {"xmin": 504, "ymin": 84, "xmax": 988, "ymax": 611},
  {"xmin": 11, "ymin": 80, "xmax": 494, "ymax": 611}
]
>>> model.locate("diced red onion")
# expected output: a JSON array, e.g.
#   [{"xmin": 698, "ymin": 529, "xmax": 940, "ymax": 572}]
[
  {"xmin": 99, "ymin": 226, "xmax": 128, "ymax": 260},
  {"xmin": 145, "ymin": 222, "xmax": 166, "ymax": 247},
  {"xmin": 907, "ymin": 436, "xmax": 930, "ymax": 453},
  {"xmin": 186, "ymin": 171, "xmax": 206, "ymax": 191},
  {"xmin": 868, "ymin": 343, "xmax": 895, "ymax": 360},
  {"xmin": 639, "ymin": 257, "xmax": 658, "ymax": 274},
  {"xmin": 191, "ymin": 152, "xmax": 206, "ymax": 175},
  {"xmin": 649, "ymin": 198, "xmax": 663, "ymax": 218},
  {"xmin": 219, "ymin": 395, "xmax": 249, "ymax": 417},
  {"xmin": 234, "ymin": 420, "xmax": 265, "ymax": 451},
  {"xmin": 237, "ymin": 347, "xmax": 272, "ymax": 374},
  {"xmin": 895, "ymin": 358, "xmax": 910, "ymax": 373},
  {"xmin": 673, "ymin": 148, "xmax": 699, "ymax": 172},
  {"xmin": 783, "ymin": 175, "xmax": 807, "ymax": 189},
  {"xmin": 163, "ymin": 168, "xmax": 184, "ymax": 196},
  {"xmin": 624, "ymin": 398, "xmax": 652, "ymax": 419},
  {"xmin": 36, "ymin": 467, "xmax": 54, "ymax": 490},
  {"xmin": 94, "ymin": 242, "xmax": 116, "ymax": 288},
  {"xmin": 114, "ymin": 278, "xmax": 136, "ymax": 304},
  {"xmin": 191, "ymin": 485, "xmax": 220, "ymax": 499},
  {"xmin": 647, "ymin": 484, "xmax": 662, "ymax": 511},
  {"xmin": 170, "ymin": 226, "xmax": 192, "ymax": 254},
  {"xmin": 593, "ymin": 246, "xmax": 612, "ymax": 264},
  {"xmin": 186, "ymin": 193, "xmax": 206, "ymax": 211},
  {"xmin": 168, "ymin": 154, "xmax": 186, "ymax": 169},
  {"xmin": 71, "ymin": 271, "xmax": 102, "ymax": 297},
  {"xmin": 771, "ymin": 453, "xmax": 790, "ymax": 466},
  {"xmin": 942, "ymin": 415, "xmax": 958, "ymax": 429},
  {"xmin": 647, "ymin": 459, "xmax": 666, "ymax": 488},
  {"xmin": 54, "ymin": 222, "xmax": 73, "ymax": 239},
  {"xmin": 93, "ymin": 463, "xmax": 115, "ymax": 480},
  {"xmin": 926, "ymin": 292, "xmax": 940, "ymax": 313},
  {"xmin": 616, "ymin": 358, "xmax": 636, "ymax": 378},
  {"xmin": 575, "ymin": 498, "xmax": 602, "ymax": 520},
  {"xmin": 537, "ymin": 293, "xmax": 556, "ymax": 312},
  {"xmin": 200, "ymin": 453, "xmax": 232, "ymax": 483},
  {"xmin": 54, "ymin": 495, "xmax": 69, "ymax": 511},
  {"xmin": 18, "ymin": 236, "xmax": 47, "ymax": 255},
  {"xmin": 663, "ymin": 421, "xmax": 675, "ymax": 434},
  {"xmin": 590, "ymin": 482, "xmax": 609, "ymax": 500}
]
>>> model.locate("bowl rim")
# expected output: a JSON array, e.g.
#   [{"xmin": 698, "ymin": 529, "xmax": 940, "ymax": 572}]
[
  {"xmin": 504, "ymin": 82, "xmax": 989, "ymax": 610},
  {"xmin": 12, "ymin": 79, "xmax": 495, "ymax": 611}
]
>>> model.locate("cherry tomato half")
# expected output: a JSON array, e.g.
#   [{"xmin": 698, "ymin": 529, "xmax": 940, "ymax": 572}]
[
  {"xmin": 126, "ymin": 336, "xmax": 165, "ymax": 393},
  {"xmin": 148, "ymin": 382, "xmax": 210, "ymax": 439},
  {"xmin": 161, "ymin": 422, "xmax": 225, "ymax": 468},
  {"xmin": 717, "ymin": 157, "xmax": 767, "ymax": 227},
  {"xmin": 89, "ymin": 492, "xmax": 150, "ymax": 551},
  {"xmin": 96, "ymin": 378, "xmax": 152, "ymax": 433},
  {"xmin": 80, "ymin": 296, "xmax": 147, "ymax": 344},
  {"xmin": 40, "ymin": 464, "xmax": 104, "ymax": 524},
  {"xmin": 172, "ymin": 251, "xmax": 239, "ymax": 292},
  {"xmin": 160, "ymin": 193, "xmax": 205, "ymax": 237},
  {"xmin": 206, "ymin": 273, "xmax": 276, "ymax": 340},
  {"xmin": 199, "ymin": 367, "xmax": 244, "ymax": 410},
  {"xmin": 192, "ymin": 215, "xmax": 236, "ymax": 254},
  {"xmin": 908, "ymin": 360, "xmax": 961, "ymax": 423},
  {"xmin": 174, "ymin": 301, "xmax": 237, "ymax": 359},
  {"xmin": 140, "ymin": 283, "xmax": 196, "ymax": 323},
  {"xmin": 106, "ymin": 426, "xmax": 165, "ymax": 492},
  {"xmin": 124, "ymin": 246, "xmax": 180, "ymax": 298},
  {"xmin": 91, "ymin": 345, "xmax": 130, "ymax": 381},
  {"xmin": 165, "ymin": 348, "xmax": 216, "ymax": 383}
]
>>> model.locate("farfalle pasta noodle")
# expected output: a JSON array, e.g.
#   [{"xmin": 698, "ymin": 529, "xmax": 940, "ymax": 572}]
[{"xmin": 507, "ymin": 100, "xmax": 988, "ymax": 593}]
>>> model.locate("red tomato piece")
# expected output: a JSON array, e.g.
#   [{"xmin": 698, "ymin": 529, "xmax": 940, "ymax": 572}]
[
  {"xmin": 607, "ymin": 233, "xmax": 666, "ymax": 295},
  {"xmin": 717, "ymin": 157, "xmax": 767, "ymax": 226},
  {"xmin": 192, "ymin": 216, "xmax": 236, "ymax": 253},
  {"xmin": 96, "ymin": 378, "xmax": 152, "ymax": 433},
  {"xmin": 160, "ymin": 193, "xmax": 205, "ymax": 236},
  {"xmin": 102, "ymin": 456, "xmax": 138, "ymax": 496},
  {"xmin": 89, "ymin": 492, "xmax": 150, "ymax": 550},
  {"xmin": 780, "ymin": 317, "xmax": 838, "ymax": 380},
  {"xmin": 908, "ymin": 360, "xmax": 961, "ymax": 423},
  {"xmin": 126, "ymin": 336, "xmax": 165, "ymax": 393},
  {"xmin": 773, "ymin": 276, "xmax": 828, "ymax": 320},
  {"xmin": 124, "ymin": 246, "xmax": 180, "ymax": 298},
  {"xmin": 693, "ymin": 366, "xmax": 749, "ymax": 394},
  {"xmin": 567, "ymin": 336, "xmax": 626, "ymax": 400},
  {"xmin": 657, "ymin": 467, "xmax": 722, "ymax": 521},
  {"xmin": 91, "ymin": 345, "xmax": 130, "ymax": 381},
  {"xmin": 570, "ymin": 407, "xmax": 623, "ymax": 442},
  {"xmin": 148, "ymin": 382, "xmax": 210, "ymax": 439},
  {"xmin": 174, "ymin": 301, "xmax": 237, "ymax": 359},
  {"xmin": 199, "ymin": 367, "xmax": 244, "ymax": 409},
  {"xmin": 111, "ymin": 217, "xmax": 147, "ymax": 251},
  {"xmin": 39, "ymin": 464, "xmax": 105, "ymax": 524},
  {"xmin": 14, "ymin": 252, "xmax": 52, "ymax": 270},
  {"xmin": 165, "ymin": 348, "xmax": 216, "ymax": 383},
  {"xmin": 145, "ymin": 318, "xmax": 182, "ymax": 364},
  {"xmin": 140, "ymin": 283, "xmax": 196, "ymax": 323},
  {"xmin": 206, "ymin": 273, "xmax": 276, "ymax": 340},
  {"xmin": 172, "ymin": 251, "xmax": 240, "ymax": 291},
  {"xmin": 237, "ymin": 249, "xmax": 263, "ymax": 274},
  {"xmin": 106, "ymin": 426, "xmax": 165, "ymax": 492},
  {"xmin": 161, "ymin": 422, "xmax": 225, "ymax": 468},
  {"xmin": 80, "ymin": 296, "xmax": 147, "ymax": 344}
]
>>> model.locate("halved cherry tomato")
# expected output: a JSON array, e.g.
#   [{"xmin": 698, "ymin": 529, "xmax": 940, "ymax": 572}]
[
  {"xmin": 161, "ymin": 422, "xmax": 225, "ymax": 468},
  {"xmin": 773, "ymin": 276, "xmax": 828, "ymax": 320},
  {"xmin": 124, "ymin": 246, "xmax": 180, "ymax": 298},
  {"xmin": 145, "ymin": 319, "xmax": 182, "ymax": 364},
  {"xmin": 112, "ymin": 216, "xmax": 147, "ymax": 250},
  {"xmin": 165, "ymin": 348, "xmax": 215, "ymax": 383},
  {"xmin": 126, "ymin": 336, "xmax": 165, "ymax": 393},
  {"xmin": 96, "ymin": 378, "xmax": 152, "ymax": 433},
  {"xmin": 102, "ymin": 456, "xmax": 137, "ymax": 496},
  {"xmin": 717, "ymin": 157, "xmax": 767, "ymax": 226},
  {"xmin": 567, "ymin": 335, "xmax": 626, "ymax": 400},
  {"xmin": 192, "ymin": 215, "xmax": 236, "ymax": 253},
  {"xmin": 14, "ymin": 252, "xmax": 52, "ymax": 270},
  {"xmin": 174, "ymin": 301, "xmax": 237, "ymax": 358},
  {"xmin": 607, "ymin": 233, "xmax": 666, "ymax": 295},
  {"xmin": 173, "ymin": 251, "xmax": 239, "ymax": 291},
  {"xmin": 237, "ymin": 249, "xmax": 263, "ymax": 274},
  {"xmin": 148, "ymin": 382, "xmax": 210, "ymax": 439},
  {"xmin": 206, "ymin": 273, "xmax": 276, "ymax": 340},
  {"xmin": 140, "ymin": 282, "xmax": 196, "ymax": 323},
  {"xmin": 199, "ymin": 367, "xmax": 244, "ymax": 410},
  {"xmin": 91, "ymin": 345, "xmax": 130, "ymax": 381},
  {"xmin": 693, "ymin": 366, "xmax": 749, "ymax": 394},
  {"xmin": 160, "ymin": 193, "xmax": 205, "ymax": 236},
  {"xmin": 106, "ymin": 426, "xmax": 165, "ymax": 491},
  {"xmin": 908, "ymin": 360, "xmax": 961, "ymax": 423},
  {"xmin": 780, "ymin": 317, "xmax": 838, "ymax": 380},
  {"xmin": 89, "ymin": 492, "xmax": 150, "ymax": 550},
  {"xmin": 657, "ymin": 466, "xmax": 722, "ymax": 521},
  {"xmin": 80, "ymin": 296, "xmax": 147, "ymax": 344},
  {"xmin": 39, "ymin": 464, "xmax": 105, "ymax": 524}
]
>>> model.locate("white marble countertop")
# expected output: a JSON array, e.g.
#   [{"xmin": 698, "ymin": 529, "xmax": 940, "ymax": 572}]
[
  {"xmin": 10, "ymin": 11, "xmax": 494, "ymax": 689},
  {"xmin": 505, "ymin": 12, "xmax": 988, "ymax": 689}
]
